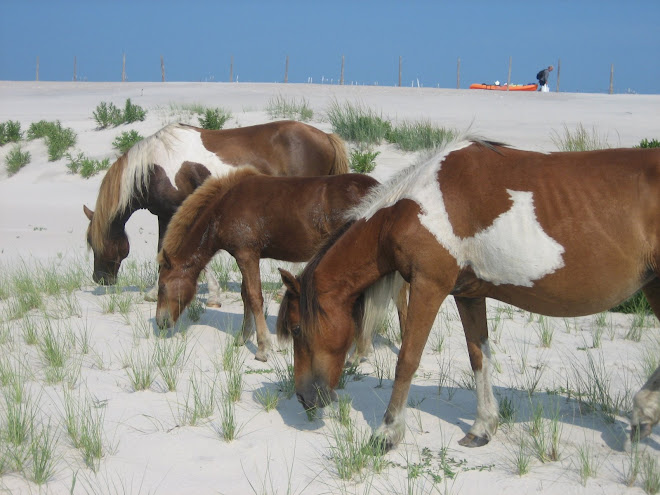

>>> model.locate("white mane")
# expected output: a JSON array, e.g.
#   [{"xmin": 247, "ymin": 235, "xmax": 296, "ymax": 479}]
[
  {"xmin": 117, "ymin": 124, "xmax": 235, "ymax": 215},
  {"xmin": 347, "ymin": 135, "xmax": 483, "ymax": 222}
]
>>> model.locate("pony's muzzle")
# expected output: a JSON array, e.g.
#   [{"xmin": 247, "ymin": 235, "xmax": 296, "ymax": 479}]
[
  {"xmin": 296, "ymin": 381, "xmax": 338, "ymax": 410},
  {"xmin": 155, "ymin": 309, "xmax": 173, "ymax": 329}
]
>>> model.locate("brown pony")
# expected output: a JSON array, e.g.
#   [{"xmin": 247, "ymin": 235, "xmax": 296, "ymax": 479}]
[
  {"xmin": 83, "ymin": 121, "xmax": 348, "ymax": 304},
  {"xmin": 278, "ymin": 136, "xmax": 660, "ymax": 451},
  {"xmin": 155, "ymin": 167, "xmax": 379, "ymax": 362}
]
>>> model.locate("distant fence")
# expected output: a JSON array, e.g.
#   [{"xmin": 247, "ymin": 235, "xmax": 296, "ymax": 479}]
[{"xmin": 35, "ymin": 54, "xmax": 621, "ymax": 94}]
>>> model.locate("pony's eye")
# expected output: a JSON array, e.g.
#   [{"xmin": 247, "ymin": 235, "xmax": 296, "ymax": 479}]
[{"xmin": 292, "ymin": 325, "xmax": 301, "ymax": 338}]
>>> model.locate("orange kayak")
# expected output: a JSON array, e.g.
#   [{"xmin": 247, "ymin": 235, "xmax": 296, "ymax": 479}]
[{"xmin": 469, "ymin": 83, "xmax": 538, "ymax": 91}]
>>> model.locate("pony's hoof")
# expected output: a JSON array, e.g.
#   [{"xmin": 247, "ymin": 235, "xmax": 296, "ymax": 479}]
[
  {"xmin": 458, "ymin": 433, "xmax": 489, "ymax": 448},
  {"xmin": 369, "ymin": 435, "xmax": 394, "ymax": 454},
  {"xmin": 206, "ymin": 300, "xmax": 222, "ymax": 309},
  {"xmin": 630, "ymin": 423, "xmax": 653, "ymax": 443},
  {"xmin": 254, "ymin": 349, "xmax": 270, "ymax": 362}
]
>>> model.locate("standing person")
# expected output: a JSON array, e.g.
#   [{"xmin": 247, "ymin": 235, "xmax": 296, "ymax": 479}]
[{"xmin": 536, "ymin": 65, "xmax": 554, "ymax": 92}]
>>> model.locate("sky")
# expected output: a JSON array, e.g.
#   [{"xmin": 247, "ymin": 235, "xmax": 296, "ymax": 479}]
[{"xmin": 1, "ymin": 1, "xmax": 659, "ymax": 94}]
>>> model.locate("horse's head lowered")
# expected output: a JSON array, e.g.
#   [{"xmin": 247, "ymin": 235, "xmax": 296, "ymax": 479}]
[
  {"xmin": 278, "ymin": 268, "xmax": 357, "ymax": 410},
  {"xmin": 84, "ymin": 205, "xmax": 129, "ymax": 285},
  {"xmin": 155, "ymin": 249, "xmax": 197, "ymax": 328}
]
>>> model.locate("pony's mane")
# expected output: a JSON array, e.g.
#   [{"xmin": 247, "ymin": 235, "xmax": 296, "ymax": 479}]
[
  {"xmin": 89, "ymin": 123, "xmax": 199, "ymax": 252},
  {"xmin": 347, "ymin": 135, "xmax": 507, "ymax": 222},
  {"xmin": 296, "ymin": 220, "xmax": 356, "ymax": 340},
  {"xmin": 161, "ymin": 166, "xmax": 262, "ymax": 258}
]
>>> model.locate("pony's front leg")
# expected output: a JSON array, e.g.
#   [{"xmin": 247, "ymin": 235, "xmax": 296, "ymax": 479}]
[
  {"xmin": 236, "ymin": 255, "xmax": 272, "ymax": 362},
  {"xmin": 372, "ymin": 277, "xmax": 447, "ymax": 451},
  {"xmin": 455, "ymin": 297, "xmax": 498, "ymax": 447}
]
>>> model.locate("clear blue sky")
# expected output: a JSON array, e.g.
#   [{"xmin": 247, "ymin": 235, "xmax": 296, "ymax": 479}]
[{"xmin": 2, "ymin": 1, "xmax": 658, "ymax": 94}]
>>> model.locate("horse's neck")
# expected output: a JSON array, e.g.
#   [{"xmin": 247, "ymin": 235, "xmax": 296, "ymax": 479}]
[{"xmin": 316, "ymin": 219, "xmax": 390, "ymax": 304}]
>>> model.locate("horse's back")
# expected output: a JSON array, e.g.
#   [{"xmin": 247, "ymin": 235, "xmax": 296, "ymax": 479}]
[{"xmin": 196, "ymin": 121, "xmax": 342, "ymax": 177}]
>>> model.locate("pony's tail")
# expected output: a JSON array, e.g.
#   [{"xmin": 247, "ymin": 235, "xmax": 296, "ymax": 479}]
[
  {"xmin": 349, "ymin": 272, "xmax": 405, "ymax": 364},
  {"xmin": 327, "ymin": 133, "xmax": 349, "ymax": 175}
]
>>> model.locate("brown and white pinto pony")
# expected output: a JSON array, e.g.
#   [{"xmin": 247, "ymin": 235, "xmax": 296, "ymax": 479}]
[
  {"xmin": 83, "ymin": 121, "xmax": 348, "ymax": 304},
  {"xmin": 277, "ymin": 137, "xmax": 660, "ymax": 451},
  {"xmin": 155, "ymin": 167, "xmax": 383, "ymax": 362}
]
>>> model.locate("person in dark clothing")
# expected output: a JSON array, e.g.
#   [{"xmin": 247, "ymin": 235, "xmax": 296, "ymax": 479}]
[{"xmin": 536, "ymin": 65, "xmax": 554, "ymax": 91}]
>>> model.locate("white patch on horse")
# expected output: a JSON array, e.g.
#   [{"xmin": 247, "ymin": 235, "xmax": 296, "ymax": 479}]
[
  {"xmin": 351, "ymin": 137, "xmax": 565, "ymax": 287},
  {"xmin": 118, "ymin": 124, "xmax": 236, "ymax": 213}
]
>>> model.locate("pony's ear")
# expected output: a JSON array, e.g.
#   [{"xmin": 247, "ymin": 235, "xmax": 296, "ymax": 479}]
[
  {"xmin": 161, "ymin": 249, "xmax": 173, "ymax": 270},
  {"xmin": 83, "ymin": 205, "xmax": 94, "ymax": 221},
  {"xmin": 278, "ymin": 268, "xmax": 300, "ymax": 297}
]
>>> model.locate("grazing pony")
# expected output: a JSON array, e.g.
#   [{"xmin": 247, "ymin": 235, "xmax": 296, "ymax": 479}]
[
  {"xmin": 277, "ymin": 137, "xmax": 660, "ymax": 451},
  {"xmin": 83, "ymin": 121, "xmax": 348, "ymax": 304},
  {"xmin": 155, "ymin": 167, "xmax": 380, "ymax": 362}
]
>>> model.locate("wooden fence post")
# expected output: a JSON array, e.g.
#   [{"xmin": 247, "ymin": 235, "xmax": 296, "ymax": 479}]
[
  {"xmin": 456, "ymin": 57, "xmax": 460, "ymax": 89},
  {"xmin": 284, "ymin": 55, "xmax": 289, "ymax": 83},
  {"xmin": 122, "ymin": 53, "xmax": 126, "ymax": 82},
  {"xmin": 340, "ymin": 55, "xmax": 345, "ymax": 85},
  {"xmin": 507, "ymin": 56, "xmax": 512, "ymax": 90},
  {"xmin": 36, "ymin": 56, "xmax": 39, "ymax": 81},
  {"xmin": 556, "ymin": 58, "xmax": 561, "ymax": 92},
  {"xmin": 609, "ymin": 64, "xmax": 614, "ymax": 94},
  {"xmin": 161, "ymin": 55, "xmax": 165, "ymax": 82},
  {"xmin": 398, "ymin": 56, "xmax": 402, "ymax": 87}
]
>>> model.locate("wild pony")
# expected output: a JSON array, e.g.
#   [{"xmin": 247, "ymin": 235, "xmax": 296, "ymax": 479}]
[
  {"xmin": 83, "ymin": 120, "xmax": 349, "ymax": 304},
  {"xmin": 155, "ymin": 167, "xmax": 392, "ymax": 362},
  {"xmin": 277, "ymin": 136, "xmax": 660, "ymax": 451}
]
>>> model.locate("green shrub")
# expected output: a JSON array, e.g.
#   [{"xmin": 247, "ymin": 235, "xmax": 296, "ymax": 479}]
[
  {"xmin": 350, "ymin": 149, "xmax": 379, "ymax": 173},
  {"xmin": 65, "ymin": 152, "xmax": 111, "ymax": 179},
  {"xmin": 198, "ymin": 107, "xmax": 232, "ymax": 130},
  {"xmin": 93, "ymin": 99, "xmax": 146, "ymax": 129},
  {"xmin": 637, "ymin": 138, "xmax": 660, "ymax": 149},
  {"xmin": 27, "ymin": 120, "xmax": 76, "ymax": 161},
  {"xmin": 112, "ymin": 130, "xmax": 143, "ymax": 154},
  {"xmin": 92, "ymin": 102, "xmax": 123, "ymax": 129},
  {"xmin": 326, "ymin": 100, "xmax": 392, "ymax": 145},
  {"xmin": 386, "ymin": 121, "xmax": 456, "ymax": 151},
  {"xmin": 266, "ymin": 95, "xmax": 313, "ymax": 122},
  {"xmin": 0, "ymin": 120, "xmax": 22, "ymax": 146},
  {"xmin": 5, "ymin": 145, "xmax": 31, "ymax": 176},
  {"xmin": 122, "ymin": 98, "xmax": 147, "ymax": 124}
]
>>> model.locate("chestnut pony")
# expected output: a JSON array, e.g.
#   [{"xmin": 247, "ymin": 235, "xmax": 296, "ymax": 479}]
[
  {"xmin": 155, "ymin": 167, "xmax": 384, "ymax": 362},
  {"xmin": 83, "ymin": 121, "xmax": 348, "ymax": 304},
  {"xmin": 277, "ymin": 137, "xmax": 660, "ymax": 451}
]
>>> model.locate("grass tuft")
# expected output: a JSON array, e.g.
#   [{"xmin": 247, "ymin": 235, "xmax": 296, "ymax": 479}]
[
  {"xmin": 551, "ymin": 123, "xmax": 610, "ymax": 151},
  {"xmin": 326, "ymin": 99, "xmax": 391, "ymax": 145},
  {"xmin": 386, "ymin": 120, "xmax": 455, "ymax": 151},
  {"xmin": 266, "ymin": 95, "xmax": 313, "ymax": 122}
]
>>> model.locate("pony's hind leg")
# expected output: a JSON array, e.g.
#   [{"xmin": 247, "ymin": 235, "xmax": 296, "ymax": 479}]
[
  {"xmin": 236, "ymin": 254, "xmax": 272, "ymax": 362},
  {"xmin": 455, "ymin": 296, "xmax": 498, "ymax": 447},
  {"xmin": 204, "ymin": 264, "xmax": 223, "ymax": 308},
  {"xmin": 631, "ymin": 278, "xmax": 660, "ymax": 441}
]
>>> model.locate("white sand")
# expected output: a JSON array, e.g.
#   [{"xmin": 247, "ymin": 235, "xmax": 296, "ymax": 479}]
[{"xmin": 1, "ymin": 81, "xmax": 659, "ymax": 494}]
